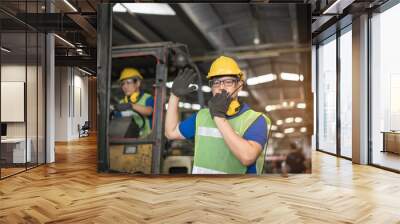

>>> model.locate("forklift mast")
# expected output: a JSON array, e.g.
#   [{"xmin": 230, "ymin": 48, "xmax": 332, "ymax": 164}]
[{"xmin": 97, "ymin": 4, "xmax": 204, "ymax": 174}]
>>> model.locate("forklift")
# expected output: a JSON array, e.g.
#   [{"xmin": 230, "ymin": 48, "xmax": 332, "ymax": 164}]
[{"xmin": 97, "ymin": 4, "xmax": 204, "ymax": 174}]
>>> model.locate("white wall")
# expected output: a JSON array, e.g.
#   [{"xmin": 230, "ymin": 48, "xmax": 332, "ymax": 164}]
[
  {"xmin": 71, "ymin": 72, "xmax": 89, "ymax": 138},
  {"xmin": 1, "ymin": 64, "xmax": 46, "ymax": 164},
  {"xmin": 54, "ymin": 67, "xmax": 89, "ymax": 141},
  {"xmin": 1, "ymin": 65, "xmax": 40, "ymax": 138},
  {"xmin": 54, "ymin": 67, "xmax": 69, "ymax": 141},
  {"xmin": 1, "ymin": 65, "xmax": 26, "ymax": 128}
]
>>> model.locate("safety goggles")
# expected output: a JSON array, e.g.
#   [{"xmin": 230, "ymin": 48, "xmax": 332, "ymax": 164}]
[
  {"xmin": 120, "ymin": 78, "xmax": 139, "ymax": 86},
  {"xmin": 209, "ymin": 77, "xmax": 239, "ymax": 88}
]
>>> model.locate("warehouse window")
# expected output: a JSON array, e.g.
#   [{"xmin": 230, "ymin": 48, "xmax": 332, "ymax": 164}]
[
  {"xmin": 339, "ymin": 26, "xmax": 352, "ymax": 159},
  {"xmin": 317, "ymin": 35, "xmax": 337, "ymax": 155},
  {"xmin": 370, "ymin": 2, "xmax": 400, "ymax": 171}
]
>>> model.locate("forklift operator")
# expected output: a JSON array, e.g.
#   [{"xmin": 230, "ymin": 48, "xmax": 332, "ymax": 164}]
[
  {"xmin": 165, "ymin": 56, "xmax": 270, "ymax": 174},
  {"xmin": 115, "ymin": 67, "xmax": 154, "ymax": 137}
]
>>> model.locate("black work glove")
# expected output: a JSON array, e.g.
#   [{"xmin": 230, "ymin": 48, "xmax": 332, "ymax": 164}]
[
  {"xmin": 115, "ymin": 103, "xmax": 132, "ymax": 111},
  {"xmin": 171, "ymin": 68, "xmax": 197, "ymax": 97},
  {"xmin": 208, "ymin": 90, "xmax": 232, "ymax": 119}
]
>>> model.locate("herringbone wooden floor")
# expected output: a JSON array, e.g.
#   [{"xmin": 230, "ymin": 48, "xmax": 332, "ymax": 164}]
[{"xmin": 1, "ymin": 135, "xmax": 400, "ymax": 223}]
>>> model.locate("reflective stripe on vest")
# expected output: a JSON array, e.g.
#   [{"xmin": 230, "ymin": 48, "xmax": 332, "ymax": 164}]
[
  {"xmin": 197, "ymin": 127, "xmax": 223, "ymax": 138},
  {"xmin": 192, "ymin": 166, "xmax": 227, "ymax": 174},
  {"xmin": 119, "ymin": 92, "xmax": 152, "ymax": 137},
  {"xmin": 194, "ymin": 108, "xmax": 271, "ymax": 174}
]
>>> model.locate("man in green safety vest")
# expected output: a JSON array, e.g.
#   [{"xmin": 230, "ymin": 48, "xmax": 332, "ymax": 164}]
[
  {"xmin": 114, "ymin": 67, "xmax": 154, "ymax": 137},
  {"xmin": 165, "ymin": 56, "xmax": 271, "ymax": 174}
]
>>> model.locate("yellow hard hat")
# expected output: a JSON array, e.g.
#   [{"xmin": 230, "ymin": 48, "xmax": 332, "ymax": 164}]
[
  {"xmin": 119, "ymin": 67, "xmax": 143, "ymax": 81},
  {"xmin": 207, "ymin": 56, "xmax": 243, "ymax": 80}
]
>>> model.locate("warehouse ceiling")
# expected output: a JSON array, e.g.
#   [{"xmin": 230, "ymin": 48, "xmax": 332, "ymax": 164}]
[{"xmin": 109, "ymin": 3, "xmax": 312, "ymax": 144}]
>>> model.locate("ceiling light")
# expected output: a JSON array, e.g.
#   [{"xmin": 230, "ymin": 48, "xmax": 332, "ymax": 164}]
[
  {"xmin": 115, "ymin": 3, "xmax": 176, "ymax": 16},
  {"xmin": 192, "ymin": 104, "xmax": 201, "ymax": 110},
  {"xmin": 183, "ymin": 103, "xmax": 191, "ymax": 109},
  {"xmin": 285, "ymin": 117, "xmax": 294, "ymax": 123},
  {"xmin": 276, "ymin": 120, "xmax": 283, "ymax": 125},
  {"xmin": 76, "ymin": 49, "xmax": 84, "ymax": 55},
  {"xmin": 63, "ymin": 0, "xmax": 78, "ymax": 12},
  {"xmin": 300, "ymin": 127, "xmax": 307, "ymax": 133},
  {"xmin": 238, "ymin": 91, "xmax": 249, "ymax": 97},
  {"xmin": 300, "ymin": 75, "xmax": 304, "ymax": 81},
  {"xmin": 284, "ymin": 128, "xmax": 295, "ymax": 134},
  {"xmin": 1, "ymin": 47, "xmax": 11, "ymax": 53},
  {"xmin": 270, "ymin": 125, "xmax": 277, "ymax": 131},
  {"xmin": 54, "ymin": 34, "xmax": 75, "ymax": 48},
  {"xmin": 202, "ymin": 85, "xmax": 211, "ymax": 93},
  {"xmin": 297, "ymin": 103, "xmax": 306, "ymax": 109},
  {"xmin": 280, "ymin": 72, "xmax": 302, "ymax": 81},
  {"xmin": 247, "ymin": 73, "xmax": 277, "ymax": 86},
  {"xmin": 266, "ymin": 104, "xmax": 291, "ymax": 112},
  {"xmin": 322, "ymin": 0, "xmax": 354, "ymax": 15},
  {"xmin": 265, "ymin": 105, "xmax": 274, "ymax": 112},
  {"xmin": 178, "ymin": 102, "xmax": 184, "ymax": 108},
  {"xmin": 289, "ymin": 101, "xmax": 295, "ymax": 107},
  {"xmin": 295, "ymin": 117, "xmax": 303, "ymax": 123},
  {"xmin": 166, "ymin": 81, "xmax": 173, "ymax": 88},
  {"xmin": 78, "ymin": 67, "xmax": 92, "ymax": 76},
  {"xmin": 323, "ymin": 0, "xmax": 342, "ymax": 14},
  {"xmin": 273, "ymin": 133, "xmax": 284, "ymax": 138},
  {"xmin": 113, "ymin": 3, "xmax": 127, "ymax": 12},
  {"xmin": 253, "ymin": 37, "xmax": 260, "ymax": 45}
]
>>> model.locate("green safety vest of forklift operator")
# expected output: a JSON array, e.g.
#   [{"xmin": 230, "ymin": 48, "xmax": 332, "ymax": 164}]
[
  {"xmin": 114, "ymin": 67, "xmax": 154, "ymax": 137},
  {"xmin": 165, "ymin": 56, "xmax": 271, "ymax": 174}
]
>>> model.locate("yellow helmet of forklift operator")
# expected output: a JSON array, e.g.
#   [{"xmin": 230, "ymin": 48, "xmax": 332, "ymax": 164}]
[
  {"xmin": 207, "ymin": 56, "xmax": 244, "ymax": 80},
  {"xmin": 119, "ymin": 67, "xmax": 143, "ymax": 81}
]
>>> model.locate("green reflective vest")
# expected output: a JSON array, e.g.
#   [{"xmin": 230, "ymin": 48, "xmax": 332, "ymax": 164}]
[
  {"xmin": 193, "ymin": 108, "xmax": 271, "ymax": 175},
  {"xmin": 119, "ymin": 92, "xmax": 152, "ymax": 137}
]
